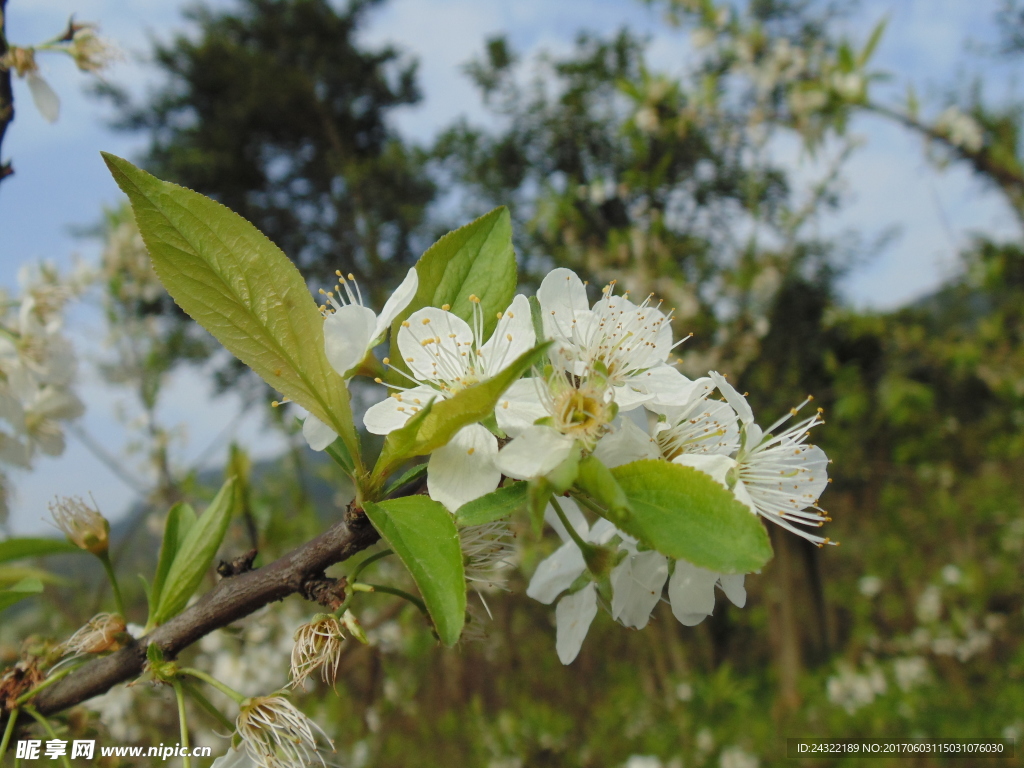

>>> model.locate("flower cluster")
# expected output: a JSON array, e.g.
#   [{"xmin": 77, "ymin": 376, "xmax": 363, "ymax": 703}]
[
  {"xmin": 520, "ymin": 271, "xmax": 831, "ymax": 661},
  {"xmin": 300, "ymin": 263, "xmax": 832, "ymax": 664},
  {"xmin": 0, "ymin": 264, "xmax": 89, "ymax": 520}
]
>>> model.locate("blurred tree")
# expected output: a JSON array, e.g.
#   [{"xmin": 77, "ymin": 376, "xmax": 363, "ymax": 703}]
[{"xmin": 101, "ymin": 0, "xmax": 435, "ymax": 302}]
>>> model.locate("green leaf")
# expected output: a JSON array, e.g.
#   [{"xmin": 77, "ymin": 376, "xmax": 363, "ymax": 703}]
[
  {"xmin": 858, "ymin": 16, "xmax": 888, "ymax": 67},
  {"xmin": 455, "ymin": 481, "xmax": 527, "ymax": 527},
  {"xmin": 383, "ymin": 462, "xmax": 429, "ymax": 498},
  {"xmin": 325, "ymin": 435, "xmax": 356, "ymax": 476},
  {"xmin": 611, "ymin": 460, "xmax": 773, "ymax": 574},
  {"xmin": 0, "ymin": 578, "xmax": 44, "ymax": 613},
  {"xmin": 387, "ymin": 207, "xmax": 517, "ymax": 383},
  {"xmin": 575, "ymin": 455, "xmax": 631, "ymax": 527},
  {"xmin": 152, "ymin": 479, "xmax": 236, "ymax": 625},
  {"xmin": 148, "ymin": 502, "xmax": 197, "ymax": 628},
  {"xmin": 371, "ymin": 341, "xmax": 550, "ymax": 485},
  {"xmin": 102, "ymin": 154, "xmax": 360, "ymax": 468},
  {"xmin": 0, "ymin": 538, "xmax": 80, "ymax": 564},
  {"xmin": 0, "ymin": 566, "xmax": 68, "ymax": 587},
  {"xmin": 363, "ymin": 497, "xmax": 466, "ymax": 646}
]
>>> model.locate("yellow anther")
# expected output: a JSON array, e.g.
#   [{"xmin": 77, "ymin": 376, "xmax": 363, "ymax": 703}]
[
  {"xmin": 401, "ymin": 321, "xmax": 411, "ymax": 327},
  {"xmin": 469, "ymin": 294, "xmax": 480, "ymax": 303},
  {"xmin": 336, "ymin": 269, "xmax": 343, "ymax": 277},
  {"xmin": 422, "ymin": 318, "xmax": 431, "ymax": 324},
  {"xmin": 348, "ymin": 273, "xmax": 355, "ymax": 281},
  {"xmin": 506, "ymin": 333, "xmax": 513, "ymax": 341},
  {"xmin": 383, "ymin": 357, "xmax": 390, "ymax": 365},
  {"xmin": 467, "ymin": 447, "xmax": 476, "ymax": 455},
  {"xmin": 496, "ymin": 312, "xmax": 504, "ymax": 319},
  {"xmin": 374, "ymin": 377, "xmax": 383, "ymax": 384},
  {"xmin": 441, "ymin": 303, "xmax": 451, "ymax": 311}
]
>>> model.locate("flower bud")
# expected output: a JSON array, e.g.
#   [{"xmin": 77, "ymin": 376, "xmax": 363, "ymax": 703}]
[{"xmin": 49, "ymin": 496, "xmax": 109, "ymax": 555}]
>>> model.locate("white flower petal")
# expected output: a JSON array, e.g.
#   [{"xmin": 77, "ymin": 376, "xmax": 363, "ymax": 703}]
[
  {"xmin": 480, "ymin": 294, "xmax": 535, "ymax": 374},
  {"xmin": 613, "ymin": 383, "xmax": 654, "ymax": 411},
  {"xmin": 362, "ymin": 385, "xmax": 439, "ymax": 435},
  {"xmin": 537, "ymin": 267, "xmax": 591, "ymax": 342},
  {"xmin": 543, "ymin": 498, "xmax": 588, "ymax": 543},
  {"xmin": 610, "ymin": 550, "xmax": 669, "ymax": 629},
  {"xmin": 555, "ymin": 583, "xmax": 598, "ymax": 664},
  {"xmin": 211, "ymin": 748, "xmax": 255, "ymax": 768},
  {"xmin": 27, "ymin": 72, "xmax": 60, "ymax": 123},
  {"xmin": 302, "ymin": 414, "xmax": 337, "ymax": 452},
  {"xmin": 398, "ymin": 307, "xmax": 474, "ymax": 383},
  {"xmin": 372, "ymin": 267, "xmax": 419, "ymax": 342},
  {"xmin": 495, "ymin": 377, "xmax": 548, "ymax": 437},
  {"xmin": 494, "ymin": 425, "xmax": 576, "ymax": 480},
  {"xmin": 672, "ymin": 453, "xmax": 737, "ymax": 487},
  {"xmin": 593, "ymin": 418, "xmax": 660, "ymax": 468},
  {"xmin": 428, "ymin": 424, "xmax": 500, "ymax": 512},
  {"xmin": 709, "ymin": 370, "xmax": 754, "ymax": 425},
  {"xmin": 668, "ymin": 560, "xmax": 719, "ymax": 624},
  {"xmin": 635, "ymin": 365, "xmax": 700, "ymax": 406},
  {"xmin": 324, "ymin": 303, "xmax": 377, "ymax": 378},
  {"xmin": 526, "ymin": 540, "xmax": 586, "ymax": 604},
  {"xmin": 586, "ymin": 518, "xmax": 619, "ymax": 546},
  {"xmin": 718, "ymin": 573, "xmax": 747, "ymax": 608},
  {"xmin": 591, "ymin": 295, "xmax": 674, "ymax": 369}
]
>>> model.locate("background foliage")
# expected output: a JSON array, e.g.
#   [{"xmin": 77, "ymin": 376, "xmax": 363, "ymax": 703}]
[{"xmin": 2, "ymin": 0, "xmax": 1023, "ymax": 765}]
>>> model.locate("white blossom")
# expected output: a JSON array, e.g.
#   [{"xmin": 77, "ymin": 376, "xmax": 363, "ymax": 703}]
[
  {"xmin": 935, "ymin": 106, "xmax": 984, "ymax": 153},
  {"xmin": 302, "ymin": 267, "xmax": 418, "ymax": 450},
  {"xmin": 535, "ymin": 268, "xmax": 697, "ymax": 410},
  {"xmin": 363, "ymin": 294, "xmax": 534, "ymax": 511},
  {"xmin": 673, "ymin": 371, "xmax": 832, "ymax": 546},
  {"xmin": 494, "ymin": 353, "xmax": 616, "ymax": 480}
]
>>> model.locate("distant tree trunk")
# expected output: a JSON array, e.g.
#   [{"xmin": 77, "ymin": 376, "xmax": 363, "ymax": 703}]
[
  {"xmin": 0, "ymin": 0, "xmax": 15, "ymax": 182},
  {"xmin": 768, "ymin": 527, "xmax": 802, "ymax": 712}
]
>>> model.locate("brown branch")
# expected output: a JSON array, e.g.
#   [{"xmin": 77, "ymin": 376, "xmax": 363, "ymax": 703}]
[
  {"xmin": 27, "ymin": 507, "xmax": 380, "ymax": 717},
  {"xmin": 0, "ymin": 0, "xmax": 15, "ymax": 183},
  {"xmin": 862, "ymin": 101, "xmax": 1024, "ymax": 227}
]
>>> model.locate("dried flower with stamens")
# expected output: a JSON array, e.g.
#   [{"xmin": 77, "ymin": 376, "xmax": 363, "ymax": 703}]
[
  {"xmin": 61, "ymin": 612, "xmax": 126, "ymax": 655},
  {"xmin": 460, "ymin": 521, "xmax": 515, "ymax": 593},
  {"xmin": 49, "ymin": 495, "xmax": 109, "ymax": 555},
  {"xmin": 289, "ymin": 614, "xmax": 345, "ymax": 689},
  {"xmin": 236, "ymin": 693, "xmax": 332, "ymax": 768},
  {"xmin": 67, "ymin": 24, "xmax": 121, "ymax": 73}
]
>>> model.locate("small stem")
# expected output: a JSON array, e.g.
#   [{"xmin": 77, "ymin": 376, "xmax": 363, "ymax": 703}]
[
  {"xmin": 349, "ymin": 549, "xmax": 392, "ymax": 583},
  {"xmin": 568, "ymin": 490, "xmax": 606, "ymax": 519},
  {"xmin": 549, "ymin": 497, "xmax": 591, "ymax": 552},
  {"xmin": 172, "ymin": 679, "xmax": 191, "ymax": 768},
  {"xmin": 362, "ymin": 583, "xmax": 428, "ymax": 615},
  {"xmin": 98, "ymin": 552, "xmax": 126, "ymax": 617},
  {"xmin": 178, "ymin": 668, "xmax": 246, "ymax": 705},
  {"xmin": 23, "ymin": 707, "xmax": 72, "ymax": 768},
  {"xmin": 180, "ymin": 680, "xmax": 235, "ymax": 733},
  {"xmin": 0, "ymin": 707, "xmax": 18, "ymax": 764},
  {"xmin": 14, "ymin": 663, "xmax": 85, "ymax": 706}
]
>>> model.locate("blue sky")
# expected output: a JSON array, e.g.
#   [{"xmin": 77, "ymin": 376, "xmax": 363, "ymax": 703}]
[{"xmin": 1, "ymin": 0, "xmax": 1020, "ymax": 532}]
